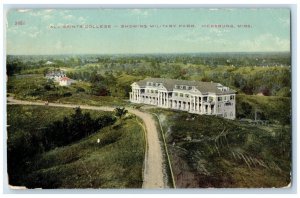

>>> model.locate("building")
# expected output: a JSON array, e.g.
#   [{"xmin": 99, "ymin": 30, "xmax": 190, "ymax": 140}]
[
  {"xmin": 45, "ymin": 71, "xmax": 66, "ymax": 82},
  {"xmin": 59, "ymin": 77, "xmax": 73, "ymax": 86},
  {"xmin": 129, "ymin": 78, "xmax": 236, "ymax": 120}
]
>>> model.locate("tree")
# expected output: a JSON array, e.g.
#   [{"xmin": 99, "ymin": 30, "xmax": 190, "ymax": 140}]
[
  {"xmin": 114, "ymin": 107, "xmax": 128, "ymax": 119},
  {"xmin": 91, "ymin": 82, "xmax": 110, "ymax": 96}
]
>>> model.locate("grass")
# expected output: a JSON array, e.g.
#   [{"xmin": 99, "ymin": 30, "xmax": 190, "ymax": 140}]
[
  {"xmin": 148, "ymin": 107, "xmax": 291, "ymax": 188},
  {"xmin": 7, "ymin": 105, "xmax": 145, "ymax": 188},
  {"xmin": 7, "ymin": 75, "xmax": 128, "ymax": 107},
  {"xmin": 236, "ymin": 94, "xmax": 291, "ymax": 124},
  {"xmin": 57, "ymin": 93, "xmax": 128, "ymax": 107}
]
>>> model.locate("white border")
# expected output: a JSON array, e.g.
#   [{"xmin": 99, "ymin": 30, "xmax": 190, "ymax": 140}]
[{"xmin": 1, "ymin": 0, "xmax": 299, "ymax": 197}]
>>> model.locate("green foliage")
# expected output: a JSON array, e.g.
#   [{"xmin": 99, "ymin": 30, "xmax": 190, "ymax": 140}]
[
  {"xmin": 151, "ymin": 109, "xmax": 291, "ymax": 188},
  {"xmin": 42, "ymin": 107, "xmax": 116, "ymax": 150},
  {"xmin": 7, "ymin": 106, "xmax": 115, "ymax": 186},
  {"xmin": 236, "ymin": 94, "xmax": 291, "ymax": 125},
  {"xmin": 7, "ymin": 105, "xmax": 145, "ymax": 188},
  {"xmin": 114, "ymin": 107, "xmax": 128, "ymax": 119}
]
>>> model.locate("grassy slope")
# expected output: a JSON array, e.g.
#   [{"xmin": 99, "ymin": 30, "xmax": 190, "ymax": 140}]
[
  {"xmin": 149, "ymin": 108, "xmax": 291, "ymax": 188},
  {"xmin": 7, "ymin": 105, "xmax": 145, "ymax": 188},
  {"xmin": 7, "ymin": 75, "xmax": 127, "ymax": 106}
]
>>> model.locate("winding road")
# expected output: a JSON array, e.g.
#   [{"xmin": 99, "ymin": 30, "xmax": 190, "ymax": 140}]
[{"xmin": 7, "ymin": 97, "xmax": 164, "ymax": 189}]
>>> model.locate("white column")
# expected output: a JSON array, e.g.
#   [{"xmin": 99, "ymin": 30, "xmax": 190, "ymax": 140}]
[
  {"xmin": 133, "ymin": 89, "xmax": 136, "ymax": 101},
  {"xmin": 193, "ymin": 96, "xmax": 196, "ymax": 111},
  {"xmin": 166, "ymin": 92, "xmax": 168, "ymax": 107},
  {"xmin": 200, "ymin": 97, "xmax": 203, "ymax": 113},
  {"xmin": 197, "ymin": 97, "xmax": 200, "ymax": 112},
  {"xmin": 158, "ymin": 92, "xmax": 160, "ymax": 106},
  {"xmin": 138, "ymin": 89, "xmax": 141, "ymax": 102}
]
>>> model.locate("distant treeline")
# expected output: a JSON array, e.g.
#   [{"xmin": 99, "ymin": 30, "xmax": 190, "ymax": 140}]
[{"xmin": 7, "ymin": 52, "xmax": 291, "ymax": 97}]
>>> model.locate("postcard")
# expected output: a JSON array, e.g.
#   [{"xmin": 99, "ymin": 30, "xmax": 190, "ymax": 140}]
[{"xmin": 5, "ymin": 7, "xmax": 292, "ymax": 190}]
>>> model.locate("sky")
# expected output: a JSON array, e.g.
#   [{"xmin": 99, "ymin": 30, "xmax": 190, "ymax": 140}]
[{"xmin": 5, "ymin": 8, "xmax": 290, "ymax": 55}]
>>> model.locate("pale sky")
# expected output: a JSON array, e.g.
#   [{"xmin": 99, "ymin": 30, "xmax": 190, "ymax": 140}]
[{"xmin": 6, "ymin": 8, "xmax": 290, "ymax": 55}]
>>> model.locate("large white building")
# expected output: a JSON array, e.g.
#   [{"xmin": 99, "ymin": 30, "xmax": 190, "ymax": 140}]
[{"xmin": 129, "ymin": 78, "xmax": 236, "ymax": 120}]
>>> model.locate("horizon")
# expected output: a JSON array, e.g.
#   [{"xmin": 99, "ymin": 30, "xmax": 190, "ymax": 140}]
[
  {"xmin": 6, "ymin": 8, "xmax": 290, "ymax": 55},
  {"xmin": 6, "ymin": 51, "xmax": 291, "ymax": 56}
]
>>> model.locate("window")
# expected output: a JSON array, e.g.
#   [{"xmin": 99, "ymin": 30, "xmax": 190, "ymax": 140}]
[
  {"xmin": 151, "ymin": 90, "xmax": 154, "ymax": 93},
  {"xmin": 218, "ymin": 97, "xmax": 222, "ymax": 101},
  {"xmin": 230, "ymin": 112, "xmax": 233, "ymax": 117},
  {"xmin": 225, "ymin": 102, "xmax": 231, "ymax": 106},
  {"xmin": 186, "ymin": 94, "xmax": 189, "ymax": 98},
  {"xmin": 180, "ymin": 93, "xmax": 183, "ymax": 97},
  {"xmin": 174, "ymin": 92, "xmax": 178, "ymax": 96},
  {"xmin": 180, "ymin": 85, "xmax": 183, "ymax": 89},
  {"xmin": 230, "ymin": 95, "xmax": 235, "ymax": 100},
  {"xmin": 155, "ymin": 90, "xmax": 158, "ymax": 93}
]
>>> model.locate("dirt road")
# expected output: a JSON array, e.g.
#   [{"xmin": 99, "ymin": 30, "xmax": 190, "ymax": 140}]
[{"xmin": 7, "ymin": 97, "xmax": 164, "ymax": 188}]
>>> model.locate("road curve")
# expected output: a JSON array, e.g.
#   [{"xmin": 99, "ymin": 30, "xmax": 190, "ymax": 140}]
[{"xmin": 7, "ymin": 97, "xmax": 164, "ymax": 189}]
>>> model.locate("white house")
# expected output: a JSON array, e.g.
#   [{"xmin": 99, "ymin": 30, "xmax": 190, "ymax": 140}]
[
  {"xmin": 59, "ymin": 77, "xmax": 73, "ymax": 86},
  {"xmin": 130, "ymin": 78, "xmax": 236, "ymax": 120},
  {"xmin": 45, "ymin": 71, "xmax": 66, "ymax": 82}
]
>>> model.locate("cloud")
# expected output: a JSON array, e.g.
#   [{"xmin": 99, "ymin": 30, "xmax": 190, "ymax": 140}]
[
  {"xmin": 78, "ymin": 16, "xmax": 87, "ymax": 24},
  {"xmin": 45, "ymin": 9, "xmax": 53, "ymax": 13},
  {"xmin": 208, "ymin": 28, "xmax": 230, "ymax": 37},
  {"xmin": 130, "ymin": 9, "xmax": 149, "ymax": 16},
  {"xmin": 170, "ymin": 30, "xmax": 229, "ymax": 44},
  {"xmin": 238, "ymin": 33, "xmax": 290, "ymax": 51},
  {"xmin": 278, "ymin": 17, "xmax": 290, "ymax": 27},
  {"xmin": 169, "ymin": 31, "xmax": 289, "ymax": 52},
  {"xmin": 55, "ymin": 41, "xmax": 73, "ymax": 51},
  {"xmin": 43, "ymin": 15, "xmax": 52, "ymax": 20},
  {"xmin": 63, "ymin": 14, "xmax": 74, "ymax": 19},
  {"xmin": 28, "ymin": 31, "xmax": 40, "ymax": 38},
  {"xmin": 17, "ymin": 9, "xmax": 31, "ymax": 13}
]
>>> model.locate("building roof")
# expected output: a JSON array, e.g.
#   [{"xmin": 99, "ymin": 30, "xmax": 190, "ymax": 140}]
[
  {"xmin": 134, "ymin": 78, "xmax": 236, "ymax": 94},
  {"xmin": 60, "ymin": 77, "xmax": 71, "ymax": 81}
]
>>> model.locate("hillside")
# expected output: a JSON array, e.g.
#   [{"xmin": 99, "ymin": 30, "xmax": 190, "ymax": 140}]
[
  {"xmin": 7, "ymin": 105, "xmax": 145, "ymax": 188},
  {"xmin": 150, "ymin": 108, "xmax": 291, "ymax": 188}
]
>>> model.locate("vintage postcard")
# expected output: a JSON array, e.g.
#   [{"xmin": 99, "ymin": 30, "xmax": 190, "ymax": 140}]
[{"xmin": 5, "ymin": 7, "xmax": 291, "ymax": 189}]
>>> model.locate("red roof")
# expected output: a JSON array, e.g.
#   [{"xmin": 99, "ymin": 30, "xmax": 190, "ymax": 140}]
[{"xmin": 60, "ymin": 77, "xmax": 71, "ymax": 81}]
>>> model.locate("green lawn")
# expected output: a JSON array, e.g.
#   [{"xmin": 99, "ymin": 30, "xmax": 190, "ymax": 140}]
[{"xmin": 7, "ymin": 105, "xmax": 145, "ymax": 188}]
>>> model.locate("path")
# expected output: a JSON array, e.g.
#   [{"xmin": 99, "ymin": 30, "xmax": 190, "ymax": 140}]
[{"xmin": 7, "ymin": 97, "xmax": 164, "ymax": 189}]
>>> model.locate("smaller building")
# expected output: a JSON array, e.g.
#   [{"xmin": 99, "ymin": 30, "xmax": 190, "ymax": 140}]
[
  {"xmin": 59, "ymin": 77, "xmax": 73, "ymax": 86},
  {"xmin": 45, "ymin": 71, "xmax": 66, "ymax": 82}
]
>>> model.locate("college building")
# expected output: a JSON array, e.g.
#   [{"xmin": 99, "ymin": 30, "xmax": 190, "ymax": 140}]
[{"xmin": 129, "ymin": 78, "xmax": 236, "ymax": 120}]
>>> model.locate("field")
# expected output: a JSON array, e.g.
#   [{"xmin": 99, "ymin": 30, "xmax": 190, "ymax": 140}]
[
  {"xmin": 148, "ymin": 106, "xmax": 291, "ymax": 188},
  {"xmin": 7, "ymin": 105, "xmax": 145, "ymax": 188},
  {"xmin": 6, "ymin": 53, "xmax": 292, "ymax": 188}
]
